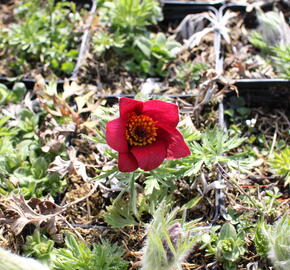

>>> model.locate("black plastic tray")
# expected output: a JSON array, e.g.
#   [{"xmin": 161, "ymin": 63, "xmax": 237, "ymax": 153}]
[
  {"xmin": 161, "ymin": 0, "xmax": 223, "ymax": 20},
  {"xmin": 231, "ymin": 79, "xmax": 290, "ymax": 108},
  {"xmin": 0, "ymin": 76, "xmax": 65, "ymax": 91}
]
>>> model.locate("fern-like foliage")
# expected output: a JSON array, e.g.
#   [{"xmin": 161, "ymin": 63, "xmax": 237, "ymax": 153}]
[
  {"xmin": 52, "ymin": 234, "xmax": 128, "ymax": 270},
  {"xmin": 179, "ymin": 128, "xmax": 250, "ymax": 177},
  {"xmin": 103, "ymin": 198, "xmax": 139, "ymax": 228}
]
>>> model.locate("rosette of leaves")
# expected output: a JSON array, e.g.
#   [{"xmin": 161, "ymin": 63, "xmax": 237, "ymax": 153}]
[
  {"xmin": 23, "ymin": 230, "xmax": 55, "ymax": 266},
  {"xmin": 202, "ymin": 223, "xmax": 245, "ymax": 270},
  {"xmin": 92, "ymin": 30, "xmax": 126, "ymax": 56},
  {"xmin": 92, "ymin": 0, "xmax": 181, "ymax": 77},
  {"xmin": 269, "ymin": 146, "xmax": 290, "ymax": 186},
  {"xmin": 100, "ymin": 0, "xmax": 162, "ymax": 33},
  {"xmin": 124, "ymin": 33, "xmax": 182, "ymax": 77},
  {"xmin": 0, "ymin": 83, "xmax": 64, "ymax": 198},
  {"xmin": 262, "ymin": 215, "xmax": 290, "ymax": 270},
  {"xmin": 0, "ymin": 130, "xmax": 63, "ymax": 198},
  {"xmin": 93, "ymin": 31, "xmax": 182, "ymax": 77}
]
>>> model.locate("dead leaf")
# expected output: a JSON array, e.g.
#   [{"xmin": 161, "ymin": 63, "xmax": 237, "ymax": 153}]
[
  {"xmin": 47, "ymin": 156, "xmax": 74, "ymax": 177},
  {"xmin": 34, "ymin": 75, "xmax": 81, "ymax": 123},
  {"xmin": 0, "ymin": 195, "xmax": 64, "ymax": 235},
  {"xmin": 48, "ymin": 146, "xmax": 89, "ymax": 181},
  {"xmin": 139, "ymin": 78, "xmax": 161, "ymax": 96},
  {"xmin": 75, "ymin": 91, "xmax": 94, "ymax": 112},
  {"xmin": 39, "ymin": 116, "xmax": 76, "ymax": 153},
  {"xmin": 62, "ymin": 79, "xmax": 84, "ymax": 100}
]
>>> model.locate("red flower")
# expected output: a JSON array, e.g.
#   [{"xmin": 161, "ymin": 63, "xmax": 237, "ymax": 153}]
[{"xmin": 106, "ymin": 97, "xmax": 190, "ymax": 172}]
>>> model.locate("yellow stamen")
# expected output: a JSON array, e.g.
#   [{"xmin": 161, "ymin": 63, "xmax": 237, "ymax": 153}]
[{"xmin": 126, "ymin": 112, "xmax": 158, "ymax": 146}]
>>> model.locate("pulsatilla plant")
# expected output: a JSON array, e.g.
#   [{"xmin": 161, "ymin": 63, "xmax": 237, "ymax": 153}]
[
  {"xmin": 141, "ymin": 202, "xmax": 201, "ymax": 270},
  {"xmin": 0, "ymin": 247, "xmax": 49, "ymax": 270},
  {"xmin": 106, "ymin": 97, "xmax": 190, "ymax": 172},
  {"xmin": 262, "ymin": 215, "xmax": 290, "ymax": 270}
]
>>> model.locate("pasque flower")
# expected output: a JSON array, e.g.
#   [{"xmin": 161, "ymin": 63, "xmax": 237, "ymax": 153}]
[{"xmin": 106, "ymin": 97, "xmax": 190, "ymax": 172}]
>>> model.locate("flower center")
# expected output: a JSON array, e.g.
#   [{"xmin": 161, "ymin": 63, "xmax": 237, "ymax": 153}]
[{"xmin": 126, "ymin": 112, "xmax": 158, "ymax": 146}]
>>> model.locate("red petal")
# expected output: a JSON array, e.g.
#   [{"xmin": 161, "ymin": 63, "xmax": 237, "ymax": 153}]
[
  {"xmin": 106, "ymin": 118, "xmax": 128, "ymax": 153},
  {"xmin": 142, "ymin": 100, "xmax": 179, "ymax": 127},
  {"xmin": 158, "ymin": 123, "xmax": 191, "ymax": 159},
  {"xmin": 131, "ymin": 140, "xmax": 166, "ymax": 171},
  {"xmin": 118, "ymin": 152, "xmax": 138, "ymax": 172},
  {"xmin": 119, "ymin": 97, "xmax": 143, "ymax": 120}
]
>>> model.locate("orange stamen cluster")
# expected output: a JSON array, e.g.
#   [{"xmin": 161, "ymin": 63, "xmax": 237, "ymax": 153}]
[{"xmin": 126, "ymin": 112, "xmax": 158, "ymax": 146}]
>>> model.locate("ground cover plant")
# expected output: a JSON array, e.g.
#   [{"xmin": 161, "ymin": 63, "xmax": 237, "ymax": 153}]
[
  {"xmin": 0, "ymin": 0, "xmax": 86, "ymax": 78},
  {"xmin": 0, "ymin": 0, "xmax": 290, "ymax": 269}
]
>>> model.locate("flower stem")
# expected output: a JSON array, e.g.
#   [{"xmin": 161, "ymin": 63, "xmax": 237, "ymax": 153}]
[{"xmin": 129, "ymin": 172, "xmax": 139, "ymax": 220}]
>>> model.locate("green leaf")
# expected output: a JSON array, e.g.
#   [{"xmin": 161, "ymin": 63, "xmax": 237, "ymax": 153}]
[
  {"xmin": 12, "ymin": 82, "xmax": 26, "ymax": 102},
  {"xmin": 0, "ymin": 84, "xmax": 9, "ymax": 105},
  {"xmin": 103, "ymin": 199, "xmax": 139, "ymax": 228},
  {"xmin": 31, "ymin": 157, "xmax": 48, "ymax": 179},
  {"xmin": 144, "ymin": 177, "xmax": 160, "ymax": 195},
  {"xmin": 184, "ymin": 159, "xmax": 203, "ymax": 177},
  {"xmin": 66, "ymin": 49, "xmax": 79, "ymax": 58},
  {"xmin": 155, "ymin": 32, "xmax": 166, "ymax": 45},
  {"xmin": 135, "ymin": 37, "xmax": 151, "ymax": 57},
  {"xmin": 220, "ymin": 223, "xmax": 237, "ymax": 240},
  {"xmin": 61, "ymin": 61, "xmax": 74, "ymax": 73},
  {"xmin": 180, "ymin": 196, "xmax": 202, "ymax": 212},
  {"xmin": 140, "ymin": 59, "xmax": 151, "ymax": 73}
]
